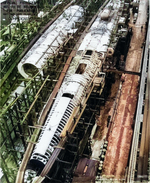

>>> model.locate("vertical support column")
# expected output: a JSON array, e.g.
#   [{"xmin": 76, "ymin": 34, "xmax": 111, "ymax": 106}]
[
  {"xmin": 14, "ymin": 104, "xmax": 26, "ymax": 148},
  {"xmin": 3, "ymin": 116, "xmax": 15, "ymax": 150},
  {"xmin": 8, "ymin": 109, "xmax": 18, "ymax": 139}
]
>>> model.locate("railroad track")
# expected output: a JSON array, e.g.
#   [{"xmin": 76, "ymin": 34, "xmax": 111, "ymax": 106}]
[
  {"xmin": 136, "ymin": 26, "xmax": 150, "ymax": 181},
  {"xmin": 137, "ymin": 53, "xmax": 150, "ymax": 181},
  {"xmin": 127, "ymin": 3, "xmax": 150, "ymax": 181},
  {"xmin": 101, "ymin": 0, "xmax": 149, "ymax": 180}
]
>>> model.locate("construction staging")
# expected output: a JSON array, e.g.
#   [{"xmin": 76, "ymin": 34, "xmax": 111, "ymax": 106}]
[{"xmin": 0, "ymin": 0, "xmax": 150, "ymax": 182}]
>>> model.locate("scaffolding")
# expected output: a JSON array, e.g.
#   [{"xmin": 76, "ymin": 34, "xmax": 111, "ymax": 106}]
[{"xmin": 0, "ymin": 0, "xmax": 106, "ymax": 182}]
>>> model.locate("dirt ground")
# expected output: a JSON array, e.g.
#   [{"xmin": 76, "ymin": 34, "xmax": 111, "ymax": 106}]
[
  {"xmin": 93, "ymin": 74, "xmax": 121, "ymax": 141},
  {"xmin": 125, "ymin": 0, "xmax": 148, "ymax": 72},
  {"xmin": 102, "ymin": 74, "xmax": 139, "ymax": 179},
  {"xmin": 101, "ymin": 0, "xmax": 148, "ymax": 179}
]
